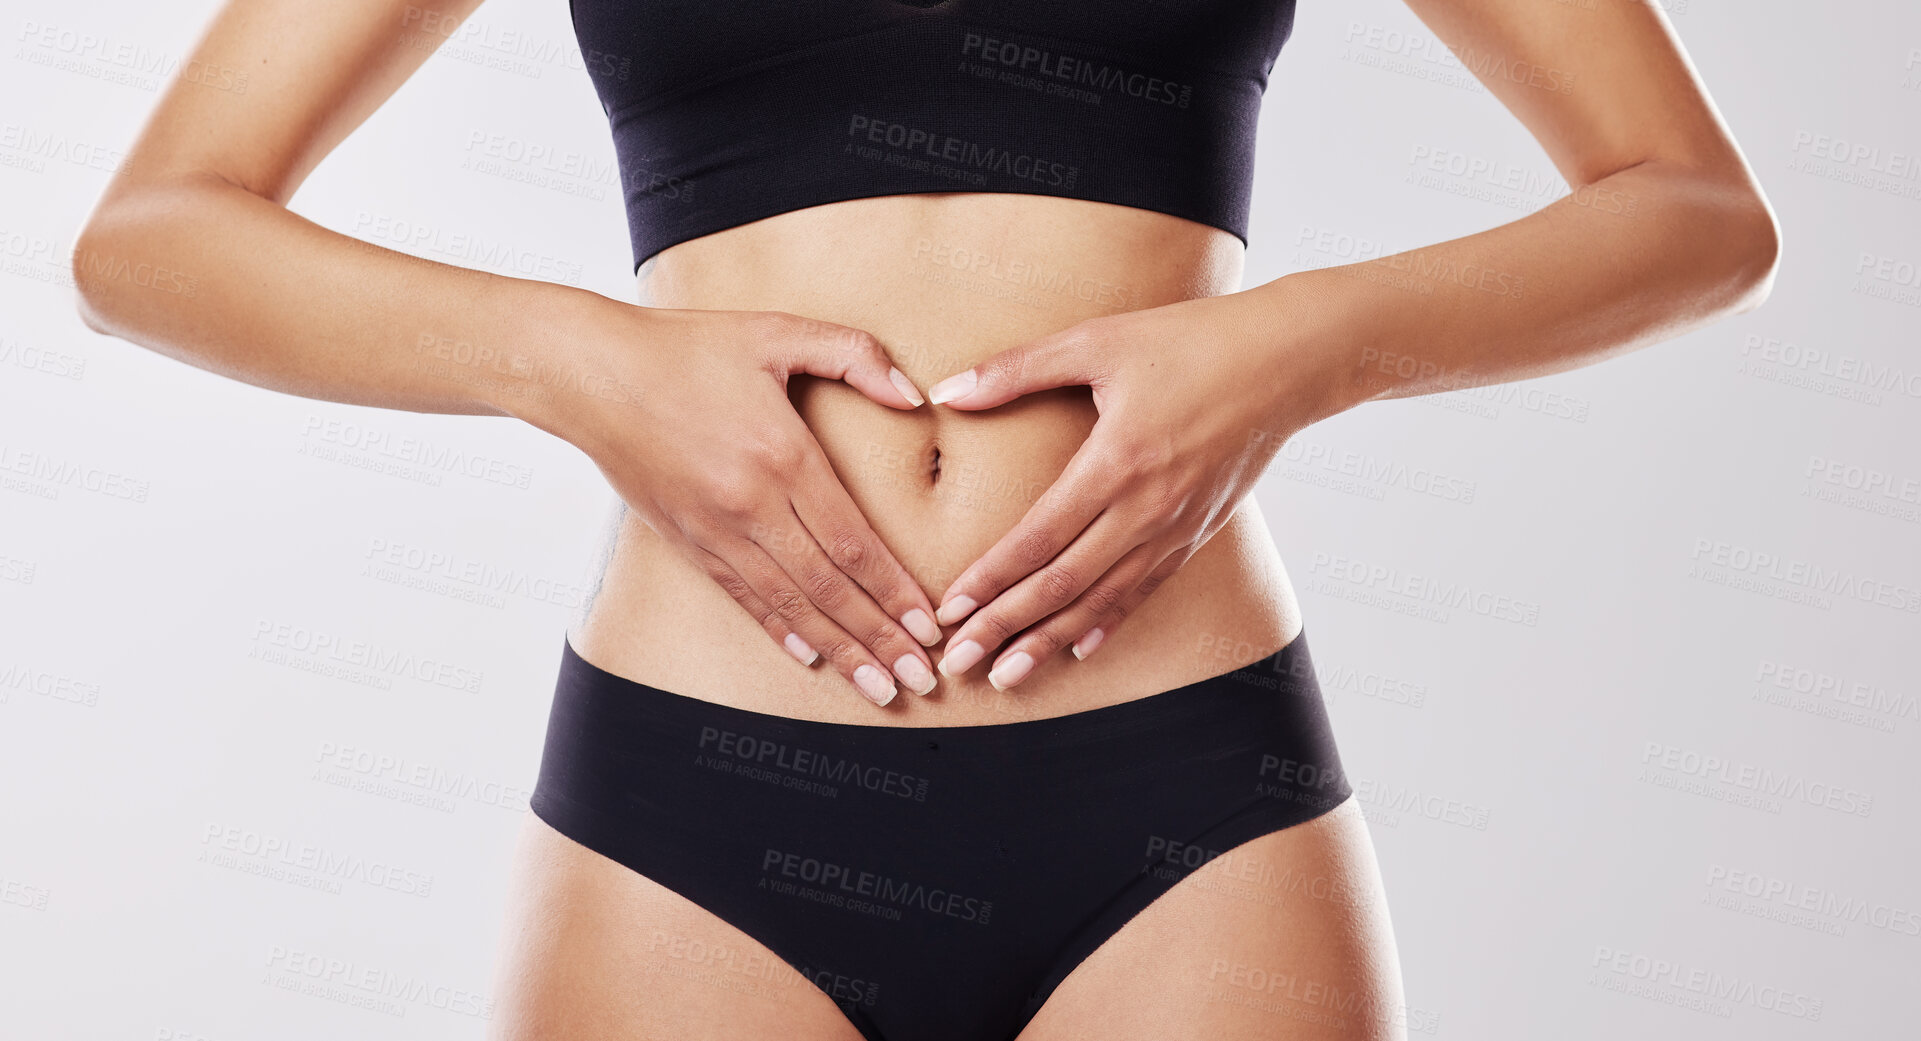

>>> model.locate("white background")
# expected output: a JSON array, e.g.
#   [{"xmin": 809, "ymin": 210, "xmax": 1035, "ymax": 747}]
[{"xmin": 3, "ymin": 0, "xmax": 1917, "ymax": 1037}]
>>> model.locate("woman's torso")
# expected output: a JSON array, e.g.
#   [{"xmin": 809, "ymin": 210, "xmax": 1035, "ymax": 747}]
[{"xmin": 572, "ymin": 191, "xmax": 1302, "ymax": 724}]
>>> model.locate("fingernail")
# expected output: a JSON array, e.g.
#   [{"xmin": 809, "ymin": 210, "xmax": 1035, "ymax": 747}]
[
  {"xmin": 1071, "ymin": 627, "xmax": 1105, "ymax": 661},
  {"xmin": 901, "ymin": 608, "xmax": 941, "ymax": 646},
  {"xmin": 935, "ymin": 594, "xmax": 977, "ymax": 627},
  {"xmin": 854, "ymin": 664, "xmax": 896, "ymax": 706},
  {"xmin": 888, "ymin": 367, "xmax": 925, "ymax": 407},
  {"xmin": 894, "ymin": 654, "xmax": 937, "ymax": 695},
  {"xmin": 938, "ymin": 639, "xmax": 984, "ymax": 678},
  {"xmin": 988, "ymin": 651, "xmax": 1035, "ymax": 691},
  {"xmin": 784, "ymin": 633, "xmax": 819, "ymax": 666},
  {"xmin": 927, "ymin": 369, "xmax": 978, "ymax": 405}
]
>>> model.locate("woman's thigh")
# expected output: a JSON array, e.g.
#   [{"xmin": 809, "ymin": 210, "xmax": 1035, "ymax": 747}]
[
  {"xmin": 1019, "ymin": 797, "xmax": 1406, "ymax": 1041},
  {"xmin": 486, "ymin": 812, "xmax": 865, "ymax": 1041}
]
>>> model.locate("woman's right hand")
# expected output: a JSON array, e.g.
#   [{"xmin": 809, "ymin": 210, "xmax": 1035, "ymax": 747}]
[
  {"xmin": 520, "ymin": 297, "xmax": 942, "ymax": 706},
  {"xmin": 60, "ymin": 0, "xmax": 939, "ymax": 707}
]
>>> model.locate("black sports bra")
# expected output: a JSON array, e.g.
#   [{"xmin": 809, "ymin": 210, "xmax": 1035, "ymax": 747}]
[{"xmin": 567, "ymin": 0, "xmax": 1298, "ymax": 271}]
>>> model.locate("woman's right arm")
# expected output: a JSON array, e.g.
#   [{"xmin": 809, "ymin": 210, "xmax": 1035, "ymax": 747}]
[{"xmin": 72, "ymin": 0, "xmax": 942, "ymax": 705}]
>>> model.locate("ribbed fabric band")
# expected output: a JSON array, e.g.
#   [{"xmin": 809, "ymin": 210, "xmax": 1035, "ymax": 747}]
[{"xmin": 568, "ymin": 4, "xmax": 1295, "ymax": 269}]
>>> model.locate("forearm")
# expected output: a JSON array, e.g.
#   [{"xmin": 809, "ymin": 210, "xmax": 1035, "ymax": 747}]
[
  {"xmin": 72, "ymin": 172, "xmax": 607, "ymax": 430},
  {"xmin": 1267, "ymin": 159, "xmax": 1780, "ymax": 425}
]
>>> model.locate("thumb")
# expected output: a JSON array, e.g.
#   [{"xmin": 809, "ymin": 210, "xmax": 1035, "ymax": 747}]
[
  {"xmin": 775, "ymin": 313, "xmax": 925, "ymax": 410},
  {"xmin": 927, "ymin": 326, "xmax": 1101, "ymax": 410}
]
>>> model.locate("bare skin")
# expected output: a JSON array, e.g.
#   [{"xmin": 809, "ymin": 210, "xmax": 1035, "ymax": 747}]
[
  {"xmin": 574, "ymin": 193, "xmax": 1299, "ymax": 727},
  {"xmin": 73, "ymin": 0, "xmax": 1776, "ymax": 1037}
]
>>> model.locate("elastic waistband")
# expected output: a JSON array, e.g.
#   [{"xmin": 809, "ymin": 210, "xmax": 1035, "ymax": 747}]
[
  {"xmin": 599, "ymin": 16, "xmax": 1265, "ymax": 268},
  {"xmin": 553, "ymin": 630, "xmax": 1329, "ymax": 761}
]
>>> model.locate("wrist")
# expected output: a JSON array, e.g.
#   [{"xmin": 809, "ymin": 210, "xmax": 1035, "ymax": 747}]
[
  {"xmin": 1248, "ymin": 271, "xmax": 1365, "ymax": 432},
  {"xmin": 478, "ymin": 281, "xmax": 642, "ymax": 448}
]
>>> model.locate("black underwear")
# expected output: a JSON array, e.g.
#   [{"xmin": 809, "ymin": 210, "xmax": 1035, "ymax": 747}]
[{"xmin": 530, "ymin": 631, "xmax": 1351, "ymax": 1041}]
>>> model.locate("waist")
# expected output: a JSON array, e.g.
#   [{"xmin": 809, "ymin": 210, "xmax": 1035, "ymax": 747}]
[
  {"xmin": 574, "ymin": 193, "xmax": 1299, "ymax": 724},
  {"xmin": 652, "ymin": 192, "xmax": 1244, "ymax": 576}
]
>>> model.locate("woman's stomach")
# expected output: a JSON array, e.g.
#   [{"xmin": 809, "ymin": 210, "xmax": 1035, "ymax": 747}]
[{"xmin": 572, "ymin": 192, "xmax": 1303, "ymax": 724}]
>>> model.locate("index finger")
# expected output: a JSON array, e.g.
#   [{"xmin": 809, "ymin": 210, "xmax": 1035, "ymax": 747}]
[
  {"xmin": 788, "ymin": 448, "xmax": 944, "ymax": 647},
  {"xmin": 933, "ymin": 435, "xmax": 1113, "ymax": 627}
]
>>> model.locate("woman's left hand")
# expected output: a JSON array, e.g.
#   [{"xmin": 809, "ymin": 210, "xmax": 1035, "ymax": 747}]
[{"xmin": 924, "ymin": 281, "xmax": 1344, "ymax": 690}]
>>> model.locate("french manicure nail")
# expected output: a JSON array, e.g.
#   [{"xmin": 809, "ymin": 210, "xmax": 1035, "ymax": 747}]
[
  {"xmin": 888, "ymin": 367, "xmax": 925, "ymax": 407},
  {"xmin": 894, "ymin": 654, "xmax": 937, "ymax": 695},
  {"xmin": 927, "ymin": 369, "xmax": 978, "ymax": 405},
  {"xmin": 785, "ymin": 633, "xmax": 819, "ymax": 666},
  {"xmin": 1071, "ymin": 627, "xmax": 1105, "ymax": 661},
  {"xmin": 938, "ymin": 639, "xmax": 984, "ymax": 678},
  {"xmin": 935, "ymin": 595, "xmax": 977, "ymax": 627},
  {"xmin": 988, "ymin": 651, "xmax": 1035, "ymax": 691},
  {"xmin": 901, "ymin": 608, "xmax": 941, "ymax": 646},
  {"xmin": 854, "ymin": 664, "xmax": 896, "ymax": 706}
]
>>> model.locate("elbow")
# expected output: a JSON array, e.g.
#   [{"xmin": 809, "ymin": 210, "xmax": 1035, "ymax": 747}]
[
  {"xmin": 71, "ymin": 195, "xmax": 193, "ymax": 339},
  {"xmin": 71, "ymin": 212, "xmax": 126, "ymax": 336},
  {"xmin": 1721, "ymin": 189, "xmax": 1782, "ymax": 316},
  {"xmin": 73, "ymin": 179, "xmax": 217, "ymax": 338}
]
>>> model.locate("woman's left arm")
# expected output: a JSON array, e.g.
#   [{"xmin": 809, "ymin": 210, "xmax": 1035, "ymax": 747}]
[{"xmin": 927, "ymin": 0, "xmax": 1781, "ymax": 689}]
